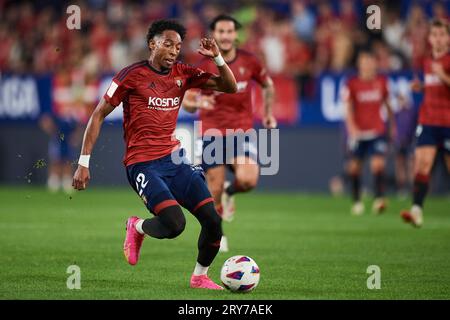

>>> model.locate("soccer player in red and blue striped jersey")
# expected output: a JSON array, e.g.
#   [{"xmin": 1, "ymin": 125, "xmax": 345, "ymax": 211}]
[
  {"xmin": 344, "ymin": 50, "xmax": 396, "ymax": 216},
  {"xmin": 72, "ymin": 20, "xmax": 237, "ymax": 290},
  {"xmin": 401, "ymin": 19, "xmax": 450, "ymax": 227},
  {"xmin": 183, "ymin": 15, "xmax": 276, "ymax": 252}
]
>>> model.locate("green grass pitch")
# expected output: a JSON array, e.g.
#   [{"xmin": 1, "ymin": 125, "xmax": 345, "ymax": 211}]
[{"xmin": 0, "ymin": 186, "xmax": 449, "ymax": 299}]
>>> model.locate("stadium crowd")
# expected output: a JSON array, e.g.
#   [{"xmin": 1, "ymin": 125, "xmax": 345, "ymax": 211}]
[{"xmin": 0, "ymin": 0, "xmax": 448, "ymax": 97}]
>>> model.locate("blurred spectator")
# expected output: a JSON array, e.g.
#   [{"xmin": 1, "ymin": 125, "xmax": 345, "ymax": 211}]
[
  {"xmin": 382, "ymin": 9, "xmax": 407, "ymax": 56},
  {"xmin": 259, "ymin": 12, "xmax": 287, "ymax": 74},
  {"xmin": 404, "ymin": 4, "xmax": 429, "ymax": 71},
  {"xmin": 372, "ymin": 40, "xmax": 404, "ymax": 72},
  {"xmin": 291, "ymin": 0, "xmax": 316, "ymax": 43},
  {"xmin": 109, "ymin": 30, "xmax": 131, "ymax": 71},
  {"xmin": 432, "ymin": 1, "xmax": 448, "ymax": 22},
  {"xmin": 339, "ymin": 0, "xmax": 359, "ymax": 30},
  {"xmin": 330, "ymin": 20, "xmax": 354, "ymax": 72},
  {"xmin": 282, "ymin": 22, "xmax": 313, "ymax": 97},
  {"xmin": 0, "ymin": 0, "xmax": 441, "ymax": 82},
  {"xmin": 181, "ymin": 9, "xmax": 205, "ymax": 65}
]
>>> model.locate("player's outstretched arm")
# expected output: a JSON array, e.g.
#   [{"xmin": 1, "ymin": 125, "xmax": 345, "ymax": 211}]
[
  {"xmin": 345, "ymin": 99, "xmax": 359, "ymax": 140},
  {"xmin": 72, "ymin": 98, "xmax": 115, "ymax": 190},
  {"xmin": 261, "ymin": 77, "xmax": 277, "ymax": 129},
  {"xmin": 197, "ymin": 38, "xmax": 237, "ymax": 93}
]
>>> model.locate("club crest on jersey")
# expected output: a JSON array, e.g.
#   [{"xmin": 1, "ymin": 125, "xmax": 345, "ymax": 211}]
[
  {"xmin": 175, "ymin": 78, "xmax": 183, "ymax": 88},
  {"xmin": 239, "ymin": 67, "xmax": 246, "ymax": 75}
]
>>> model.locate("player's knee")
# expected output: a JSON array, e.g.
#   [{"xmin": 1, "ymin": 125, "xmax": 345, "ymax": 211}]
[
  {"xmin": 371, "ymin": 162, "xmax": 385, "ymax": 174},
  {"xmin": 235, "ymin": 169, "xmax": 259, "ymax": 191},
  {"xmin": 209, "ymin": 183, "xmax": 224, "ymax": 199},
  {"xmin": 159, "ymin": 205, "xmax": 186, "ymax": 239},
  {"xmin": 168, "ymin": 217, "xmax": 186, "ymax": 239},
  {"xmin": 415, "ymin": 159, "xmax": 433, "ymax": 175},
  {"xmin": 236, "ymin": 177, "xmax": 258, "ymax": 192},
  {"xmin": 347, "ymin": 160, "xmax": 361, "ymax": 176},
  {"xmin": 167, "ymin": 213, "xmax": 186, "ymax": 239}
]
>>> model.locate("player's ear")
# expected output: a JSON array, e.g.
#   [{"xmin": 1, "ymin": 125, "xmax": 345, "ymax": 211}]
[{"xmin": 148, "ymin": 39, "xmax": 156, "ymax": 51}]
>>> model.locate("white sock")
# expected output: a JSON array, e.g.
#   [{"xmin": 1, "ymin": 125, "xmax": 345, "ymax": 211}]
[
  {"xmin": 411, "ymin": 204, "xmax": 422, "ymax": 214},
  {"xmin": 193, "ymin": 262, "xmax": 209, "ymax": 276},
  {"xmin": 62, "ymin": 175, "xmax": 74, "ymax": 194},
  {"xmin": 135, "ymin": 219, "xmax": 145, "ymax": 235},
  {"xmin": 47, "ymin": 174, "xmax": 60, "ymax": 192}
]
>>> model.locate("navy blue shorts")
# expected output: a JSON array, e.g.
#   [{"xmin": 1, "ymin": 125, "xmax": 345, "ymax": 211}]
[
  {"xmin": 126, "ymin": 149, "xmax": 213, "ymax": 215},
  {"xmin": 415, "ymin": 125, "xmax": 450, "ymax": 154},
  {"xmin": 198, "ymin": 133, "xmax": 258, "ymax": 172},
  {"xmin": 348, "ymin": 136, "xmax": 388, "ymax": 160}
]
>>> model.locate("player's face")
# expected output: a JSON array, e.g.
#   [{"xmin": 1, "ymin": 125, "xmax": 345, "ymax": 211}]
[
  {"xmin": 357, "ymin": 54, "xmax": 376, "ymax": 78},
  {"xmin": 212, "ymin": 21, "xmax": 237, "ymax": 53},
  {"xmin": 428, "ymin": 26, "xmax": 449, "ymax": 52},
  {"xmin": 149, "ymin": 30, "xmax": 182, "ymax": 69}
]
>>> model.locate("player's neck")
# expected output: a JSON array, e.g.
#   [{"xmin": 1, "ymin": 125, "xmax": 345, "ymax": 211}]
[
  {"xmin": 147, "ymin": 58, "xmax": 169, "ymax": 73},
  {"xmin": 432, "ymin": 46, "xmax": 448, "ymax": 59},
  {"xmin": 221, "ymin": 48, "xmax": 237, "ymax": 63}
]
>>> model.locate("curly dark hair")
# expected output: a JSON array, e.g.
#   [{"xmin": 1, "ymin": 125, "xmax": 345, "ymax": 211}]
[{"xmin": 146, "ymin": 19, "xmax": 187, "ymax": 44}]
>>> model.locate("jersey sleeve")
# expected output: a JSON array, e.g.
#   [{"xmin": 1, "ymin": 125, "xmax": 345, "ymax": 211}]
[
  {"xmin": 343, "ymin": 78, "xmax": 354, "ymax": 103},
  {"xmin": 182, "ymin": 63, "xmax": 214, "ymax": 90},
  {"xmin": 195, "ymin": 58, "xmax": 213, "ymax": 72},
  {"xmin": 250, "ymin": 55, "xmax": 269, "ymax": 86},
  {"xmin": 103, "ymin": 68, "xmax": 135, "ymax": 107}
]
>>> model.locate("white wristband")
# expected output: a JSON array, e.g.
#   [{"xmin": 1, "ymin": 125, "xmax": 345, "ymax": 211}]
[
  {"xmin": 213, "ymin": 54, "xmax": 225, "ymax": 67},
  {"xmin": 78, "ymin": 155, "xmax": 91, "ymax": 168}
]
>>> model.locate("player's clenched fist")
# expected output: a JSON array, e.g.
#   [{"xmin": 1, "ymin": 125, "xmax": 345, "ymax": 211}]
[
  {"xmin": 72, "ymin": 166, "xmax": 90, "ymax": 190},
  {"xmin": 198, "ymin": 38, "xmax": 220, "ymax": 58}
]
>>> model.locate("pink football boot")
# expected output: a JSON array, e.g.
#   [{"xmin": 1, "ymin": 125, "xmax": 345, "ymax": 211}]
[
  {"xmin": 123, "ymin": 216, "xmax": 145, "ymax": 265},
  {"xmin": 190, "ymin": 274, "xmax": 224, "ymax": 290}
]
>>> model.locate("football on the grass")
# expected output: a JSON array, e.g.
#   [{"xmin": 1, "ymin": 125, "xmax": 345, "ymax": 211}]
[{"xmin": 220, "ymin": 255, "xmax": 260, "ymax": 292}]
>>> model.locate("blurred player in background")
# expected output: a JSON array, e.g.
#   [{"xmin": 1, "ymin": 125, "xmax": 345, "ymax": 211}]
[
  {"xmin": 39, "ymin": 68, "xmax": 96, "ymax": 193},
  {"xmin": 183, "ymin": 15, "xmax": 276, "ymax": 252},
  {"xmin": 344, "ymin": 50, "xmax": 396, "ymax": 216},
  {"xmin": 393, "ymin": 96, "xmax": 417, "ymax": 198},
  {"xmin": 39, "ymin": 113, "xmax": 78, "ymax": 193},
  {"xmin": 72, "ymin": 20, "xmax": 237, "ymax": 290},
  {"xmin": 401, "ymin": 19, "xmax": 450, "ymax": 227}
]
